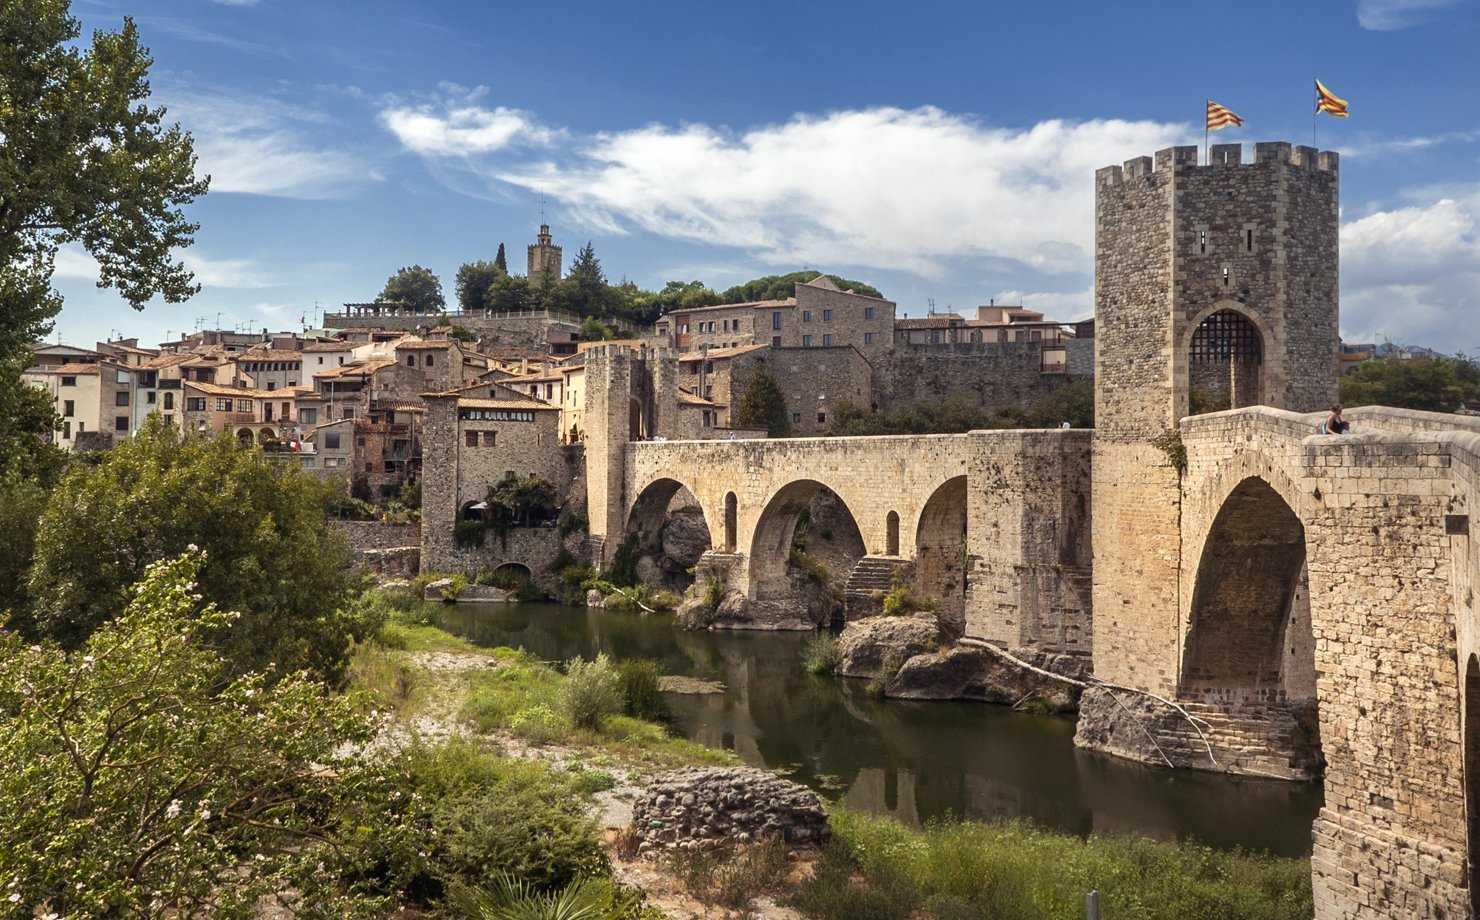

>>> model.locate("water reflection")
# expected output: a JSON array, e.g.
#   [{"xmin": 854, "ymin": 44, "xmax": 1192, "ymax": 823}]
[{"xmin": 434, "ymin": 602, "xmax": 1321, "ymax": 857}]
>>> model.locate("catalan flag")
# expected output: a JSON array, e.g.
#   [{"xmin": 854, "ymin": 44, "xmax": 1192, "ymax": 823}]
[
  {"xmin": 1206, "ymin": 100, "xmax": 1244, "ymax": 131},
  {"xmin": 1316, "ymin": 79, "xmax": 1348, "ymax": 117}
]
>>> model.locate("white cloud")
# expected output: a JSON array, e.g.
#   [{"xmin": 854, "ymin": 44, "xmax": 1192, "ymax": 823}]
[
  {"xmin": 1340, "ymin": 189, "xmax": 1480, "ymax": 346},
  {"xmin": 385, "ymin": 98, "xmax": 1185, "ymax": 279},
  {"xmin": 380, "ymin": 85, "xmax": 555, "ymax": 155},
  {"xmin": 50, "ymin": 245, "xmax": 276, "ymax": 291},
  {"xmin": 1357, "ymin": 0, "xmax": 1461, "ymax": 29},
  {"xmin": 162, "ymin": 88, "xmax": 376, "ymax": 198},
  {"xmin": 989, "ymin": 287, "xmax": 1095, "ymax": 323}
]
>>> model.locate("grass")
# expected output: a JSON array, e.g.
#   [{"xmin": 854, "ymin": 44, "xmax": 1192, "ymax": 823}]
[
  {"xmin": 803, "ymin": 632, "xmax": 842, "ymax": 675},
  {"xmin": 791, "ymin": 807, "xmax": 1313, "ymax": 920},
  {"xmin": 668, "ymin": 840, "xmax": 791, "ymax": 910}
]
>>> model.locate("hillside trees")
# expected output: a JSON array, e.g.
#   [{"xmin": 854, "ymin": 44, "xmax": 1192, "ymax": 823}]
[
  {"xmin": 378, "ymin": 264, "xmax": 445, "ymax": 312},
  {"xmin": 26, "ymin": 418, "xmax": 372, "ymax": 682},
  {"xmin": 0, "ymin": 0, "xmax": 206, "ymax": 477},
  {"xmin": 721, "ymin": 271, "xmax": 883, "ymax": 303},
  {"xmin": 1339, "ymin": 355, "xmax": 1480, "ymax": 413}
]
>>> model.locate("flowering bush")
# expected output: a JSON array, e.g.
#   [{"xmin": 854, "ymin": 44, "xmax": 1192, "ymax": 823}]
[{"xmin": 0, "ymin": 551, "xmax": 396, "ymax": 918}]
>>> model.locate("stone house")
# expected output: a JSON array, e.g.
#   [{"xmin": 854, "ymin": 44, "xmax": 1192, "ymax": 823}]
[
  {"xmin": 677, "ymin": 343, "xmax": 873, "ymax": 435},
  {"xmin": 181, "ymin": 381, "xmax": 314, "ymax": 445},
  {"xmin": 656, "ymin": 276, "xmax": 897, "ymax": 356},
  {"xmin": 233, "ymin": 346, "xmax": 305, "ymax": 392}
]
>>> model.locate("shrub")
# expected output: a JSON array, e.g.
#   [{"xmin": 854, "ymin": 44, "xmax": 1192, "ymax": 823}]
[
  {"xmin": 606, "ymin": 534, "xmax": 641, "ymax": 588},
  {"xmin": 618, "ymin": 658, "xmax": 666, "ymax": 721},
  {"xmin": 511, "ymin": 703, "xmax": 567, "ymax": 744},
  {"xmin": 560, "ymin": 653, "xmax": 624, "ymax": 730},
  {"xmin": 668, "ymin": 841, "xmax": 790, "ymax": 911},
  {"xmin": 454, "ymin": 519, "xmax": 486, "ymax": 548},
  {"xmin": 804, "ymin": 632, "xmax": 843, "ymax": 675},
  {"xmin": 879, "ymin": 566, "xmax": 935, "ymax": 617}
]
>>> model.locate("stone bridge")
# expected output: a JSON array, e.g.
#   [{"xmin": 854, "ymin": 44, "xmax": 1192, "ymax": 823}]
[
  {"xmin": 603, "ymin": 429, "xmax": 1093, "ymax": 645},
  {"xmin": 1087, "ymin": 404, "xmax": 1480, "ymax": 918}
]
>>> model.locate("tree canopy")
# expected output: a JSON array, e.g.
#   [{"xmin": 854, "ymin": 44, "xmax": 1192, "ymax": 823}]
[
  {"xmin": 1, "ymin": 1, "xmax": 207, "ymax": 477},
  {"xmin": 1339, "ymin": 355, "xmax": 1480, "ymax": 413},
  {"xmin": 733, "ymin": 365, "xmax": 791, "ymax": 437},
  {"xmin": 378, "ymin": 264, "xmax": 445, "ymax": 312},
  {"xmin": 494, "ymin": 241, "xmax": 508, "ymax": 273},
  {"xmin": 829, "ymin": 383, "xmax": 1094, "ymax": 436},
  {"xmin": 25, "ymin": 418, "xmax": 372, "ymax": 682},
  {"xmin": 721, "ymin": 271, "xmax": 883, "ymax": 303},
  {"xmin": 455, "ymin": 260, "xmax": 505, "ymax": 312}
]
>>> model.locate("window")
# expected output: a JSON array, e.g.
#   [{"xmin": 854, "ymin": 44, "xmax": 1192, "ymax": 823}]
[
  {"xmin": 482, "ymin": 431, "xmax": 497, "ymax": 446},
  {"xmin": 817, "ymin": 412, "xmax": 827, "ymax": 424},
  {"xmin": 325, "ymin": 432, "xmax": 341, "ymax": 449},
  {"xmin": 791, "ymin": 412, "xmax": 801, "ymax": 424},
  {"xmin": 863, "ymin": 332, "xmax": 875, "ymax": 345},
  {"xmin": 772, "ymin": 311, "xmax": 782, "ymax": 330},
  {"xmin": 802, "ymin": 310, "xmax": 812, "ymax": 322},
  {"xmin": 1246, "ymin": 228, "xmax": 1254, "ymax": 252},
  {"xmin": 1199, "ymin": 229, "xmax": 1207, "ymax": 253},
  {"xmin": 146, "ymin": 391, "xmax": 156, "ymax": 404},
  {"xmin": 63, "ymin": 400, "xmax": 74, "ymax": 417},
  {"xmin": 115, "ymin": 391, "xmax": 128, "ymax": 406},
  {"xmin": 802, "ymin": 335, "xmax": 813, "ymax": 347},
  {"xmin": 162, "ymin": 414, "xmax": 173, "ymax": 426},
  {"xmin": 116, "ymin": 370, "xmax": 129, "ymax": 384},
  {"xmin": 459, "ymin": 409, "xmax": 537, "ymax": 422},
  {"xmin": 426, "ymin": 354, "xmax": 434, "ymax": 367},
  {"xmin": 215, "ymin": 398, "xmax": 230, "ymax": 411},
  {"xmin": 341, "ymin": 407, "xmax": 354, "ymax": 419},
  {"xmin": 823, "ymin": 334, "xmax": 833, "ymax": 346},
  {"xmin": 722, "ymin": 320, "xmax": 729, "ymax": 332},
  {"xmin": 186, "ymin": 397, "xmax": 206, "ymax": 411},
  {"xmin": 364, "ymin": 462, "xmax": 372, "ymax": 473},
  {"xmin": 864, "ymin": 306, "xmax": 875, "ymax": 320},
  {"xmin": 300, "ymin": 408, "xmax": 317, "ymax": 425},
  {"xmin": 823, "ymin": 309, "xmax": 833, "ymax": 322},
  {"xmin": 61, "ymin": 376, "xmax": 76, "ymax": 387},
  {"xmin": 772, "ymin": 336, "xmax": 781, "ymax": 347},
  {"xmin": 931, "ymin": 331, "xmax": 941, "ymax": 344},
  {"xmin": 266, "ymin": 382, "xmax": 276, "ymax": 391},
  {"xmin": 163, "ymin": 393, "xmax": 174, "ymax": 410},
  {"xmin": 62, "ymin": 421, "xmax": 71, "ymax": 439},
  {"xmin": 406, "ymin": 355, "xmax": 415, "ymax": 366},
  {"xmin": 115, "ymin": 416, "xmax": 129, "ymax": 432},
  {"xmin": 237, "ymin": 399, "xmax": 252, "ymax": 413},
  {"xmin": 318, "ymin": 357, "xmax": 324, "ymax": 365},
  {"xmin": 356, "ymin": 437, "xmax": 366, "ymax": 447},
  {"xmin": 465, "ymin": 431, "xmax": 479, "ymax": 447}
]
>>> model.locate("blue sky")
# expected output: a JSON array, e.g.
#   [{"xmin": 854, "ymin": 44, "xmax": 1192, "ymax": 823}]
[{"xmin": 51, "ymin": 0, "xmax": 1480, "ymax": 351}]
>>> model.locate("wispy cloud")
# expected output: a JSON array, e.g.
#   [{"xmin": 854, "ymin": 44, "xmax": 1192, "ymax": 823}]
[
  {"xmin": 1357, "ymin": 0, "xmax": 1461, "ymax": 30},
  {"xmin": 52, "ymin": 245, "xmax": 278, "ymax": 291},
  {"xmin": 161, "ymin": 87, "xmax": 379, "ymax": 198},
  {"xmin": 380, "ymin": 84, "xmax": 557, "ymax": 155},
  {"xmin": 383, "ymin": 96, "xmax": 1186, "ymax": 278}
]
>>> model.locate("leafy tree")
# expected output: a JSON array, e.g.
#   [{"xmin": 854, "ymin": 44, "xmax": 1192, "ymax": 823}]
[
  {"xmin": 1, "ymin": 1, "xmax": 207, "ymax": 477},
  {"xmin": 27, "ymin": 417, "xmax": 371, "ymax": 682},
  {"xmin": 1339, "ymin": 356, "xmax": 1480, "ymax": 413},
  {"xmin": 455, "ymin": 260, "xmax": 505, "ymax": 312},
  {"xmin": 720, "ymin": 271, "xmax": 883, "ymax": 303},
  {"xmin": 494, "ymin": 241, "xmax": 508, "ymax": 273},
  {"xmin": 1028, "ymin": 380, "xmax": 1095, "ymax": 429},
  {"xmin": 733, "ymin": 364, "xmax": 791, "ymax": 437},
  {"xmin": 0, "ymin": 551, "xmax": 393, "ymax": 918},
  {"xmin": 378, "ymin": 264, "xmax": 445, "ymax": 312},
  {"xmin": 485, "ymin": 474, "xmax": 560, "ymax": 526},
  {"xmin": 0, "ymin": 475, "xmax": 49, "ymax": 626},
  {"xmin": 487, "ymin": 272, "xmax": 533, "ymax": 313},
  {"xmin": 579, "ymin": 315, "xmax": 618, "ymax": 341},
  {"xmin": 553, "ymin": 242, "xmax": 613, "ymax": 317}
]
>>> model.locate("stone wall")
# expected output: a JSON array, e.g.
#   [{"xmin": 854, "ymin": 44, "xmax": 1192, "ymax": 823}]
[
  {"xmin": 324, "ymin": 310, "xmax": 583, "ymax": 350},
  {"xmin": 877, "ymin": 341, "xmax": 1089, "ymax": 415}
]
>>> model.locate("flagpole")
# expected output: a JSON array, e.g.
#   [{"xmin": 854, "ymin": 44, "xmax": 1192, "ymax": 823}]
[
  {"xmin": 1205, "ymin": 99, "xmax": 1210, "ymax": 163},
  {"xmin": 1313, "ymin": 79, "xmax": 1318, "ymax": 147}
]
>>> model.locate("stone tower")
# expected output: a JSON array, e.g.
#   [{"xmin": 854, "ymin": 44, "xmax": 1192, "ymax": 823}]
[
  {"xmin": 527, "ymin": 223, "xmax": 563, "ymax": 285},
  {"xmin": 1091, "ymin": 142, "xmax": 1339, "ymax": 691}
]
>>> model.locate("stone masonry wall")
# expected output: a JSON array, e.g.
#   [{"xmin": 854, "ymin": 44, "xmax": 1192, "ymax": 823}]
[{"xmin": 877, "ymin": 342, "xmax": 1089, "ymax": 416}]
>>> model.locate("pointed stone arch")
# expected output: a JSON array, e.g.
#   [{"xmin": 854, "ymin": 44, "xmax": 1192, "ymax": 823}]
[{"xmin": 915, "ymin": 476, "xmax": 968, "ymax": 637}]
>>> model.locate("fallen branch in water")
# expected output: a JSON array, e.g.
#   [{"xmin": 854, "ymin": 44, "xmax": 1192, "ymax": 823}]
[{"xmin": 958, "ymin": 637, "xmax": 1217, "ymax": 766}]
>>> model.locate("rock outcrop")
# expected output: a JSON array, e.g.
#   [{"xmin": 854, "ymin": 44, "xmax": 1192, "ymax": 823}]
[
  {"xmin": 835, "ymin": 615, "xmax": 939, "ymax": 678},
  {"xmin": 888, "ymin": 646, "xmax": 1086, "ymax": 712},
  {"xmin": 630, "ymin": 767, "xmax": 830, "ymax": 853}
]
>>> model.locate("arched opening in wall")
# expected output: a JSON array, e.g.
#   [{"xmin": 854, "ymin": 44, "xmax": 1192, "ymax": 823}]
[
  {"xmin": 1466, "ymin": 654, "xmax": 1480, "ymax": 910},
  {"xmin": 886, "ymin": 511, "xmax": 900, "ymax": 556},
  {"xmin": 749, "ymin": 481, "xmax": 864, "ymax": 624},
  {"xmin": 460, "ymin": 500, "xmax": 486, "ymax": 523},
  {"xmin": 236, "ymin": 427, "xmax": 254, "ymax": 446},
  {"xmin": 915, "ymin": 477, "xmax": 968, "ymax": 638},
  {"xmin": 625, "ymin": 478, "xmax": 713, "ymax": 591},
  {"xmin": 259, "ymin": 427, "xmax": 275, "ymax": 442},
  {"xmin": 1181, "ymin": 477, "xmax": 1322, "ymax": 777},
  {"xmin": 724, "ymin": 492, "xmax": 737, "ymax": 553},
  {"xmin": 1188, "ymin": 309, "xmax": 1264, "ymax": 413},
  {"xmin": 629, "ymin": 398, "xmax": 644, "ymax": 440},
  {"xmin": 493, "ymin": 562, "xmax": 533, "ymax": 580}
]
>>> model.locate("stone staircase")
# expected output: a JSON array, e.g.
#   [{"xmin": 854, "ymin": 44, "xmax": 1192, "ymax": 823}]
[{"xmin": 843, "ymin": 556, "xmax": 908, "ymax": 621}]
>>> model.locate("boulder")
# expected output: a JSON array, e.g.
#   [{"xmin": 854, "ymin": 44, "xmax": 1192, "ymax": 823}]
[
  {"xmin": 889, "ymin": 645, "xmax": 1086, "ymax": 710},
  {"xmin": 423, "ymin": 578, "xmax": 456, "ymax": 601},
  {"xmin": 835, "ymin": 615, "xmax": 938, "ymax": 678},
  {"xmin": 630, "ymin": 767, "xmax": 830, "ymax": 853},
  {"xmin": 635, "ymin": 554, "xmax": 665, "ymax": 587},
  {"xmin": 585, "ymin": 588, "xmax": 606, "ymax": 608},
  {"xmin": 660, "ymin": 509, "xmax": 711, "ymax": 568}
]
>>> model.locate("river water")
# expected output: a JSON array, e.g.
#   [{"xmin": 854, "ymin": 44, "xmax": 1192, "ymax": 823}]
[{"xmin": 433, "ymin": 601, "xmax": 1323, "ymax": 857}]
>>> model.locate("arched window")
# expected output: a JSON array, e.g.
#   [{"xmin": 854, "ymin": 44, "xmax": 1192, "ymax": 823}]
[
  {"xmin": 886, "ymin": 510, "xmax": 900, "ymax": 556},
  {"xmin": 724, "ymin": 492, "xmax": 738, "ymax": 552}
]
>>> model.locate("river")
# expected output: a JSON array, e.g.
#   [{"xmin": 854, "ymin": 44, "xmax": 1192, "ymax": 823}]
[{"xmin": 432, "ymin": 601, "xmax": 1323, "ymax": 858}]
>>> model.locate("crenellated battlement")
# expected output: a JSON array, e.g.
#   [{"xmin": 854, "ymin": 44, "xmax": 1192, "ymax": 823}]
[{"xmin": 1096, "ymin": 142, "xmax": 1339, "ymax": 186}]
